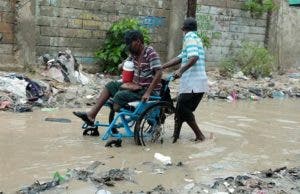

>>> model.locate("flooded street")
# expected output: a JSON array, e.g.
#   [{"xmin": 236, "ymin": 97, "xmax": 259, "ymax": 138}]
[{"xmin": 0, "ymin": 99, "xmax": 299, "ymax": 193}]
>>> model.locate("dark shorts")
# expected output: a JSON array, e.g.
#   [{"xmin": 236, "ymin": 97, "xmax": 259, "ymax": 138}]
[
  {"xmin": 176, "ymin": 92, "xmax": 204, "ymax": 122},
  {"xmin": 105, "ymin": 81, "xmax": 158, "ymax": 107}
]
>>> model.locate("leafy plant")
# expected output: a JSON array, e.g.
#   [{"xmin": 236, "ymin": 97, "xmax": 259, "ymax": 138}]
[
  {"xmin": 95, "ymin": 18, "xmax": 150, "ymax": 74},
  {"xmin": 219, "ymin": 59, "xmax": 237, "ymax": 77},
  {"xmin": 243, "ymin": 0, "xmax": 277, "ymax": 17},
  {"xmin": 196, "ymin": 14, "xmax": 212, "ymax": 48},
  {"xmin": 197, "ymin": 31, "xmax": 211, "ymax": 49},
  {"xmin": 236, "ymin": 42, "xmax": 274, "ymax": 78},
  {"xmin": 219, "ymin": 42, "xmax": 274, "ymax": 79}
]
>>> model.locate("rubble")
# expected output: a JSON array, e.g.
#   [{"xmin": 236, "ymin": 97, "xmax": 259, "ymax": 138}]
[{"xmin": 1, "ymin": 49, "xmax": 299, "ymax": 112}]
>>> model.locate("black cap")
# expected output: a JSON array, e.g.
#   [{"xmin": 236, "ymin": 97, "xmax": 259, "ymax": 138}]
[{"xmin": 182, "ymin": 17, "xmax": 197, "ymax": 31}]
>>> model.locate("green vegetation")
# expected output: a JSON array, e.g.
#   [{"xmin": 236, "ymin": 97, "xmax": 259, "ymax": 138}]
[
  {"xmin": 196, "ymin": 13, "xmax": 212, "ymax": 48},
  {"xmin": 197, "ymin": 31, "xmax": 211, "ymax": 49},
  {"xmin": 243, "ymin": 0, "xmax": 277, "ymax": 17},
  {"xmin": 95, "ymin": 18, "xmax": 150, "ymax": 74},
  {"xmin": 219, "ymin": 59, "xmax": 238, "ymax": 77},
  {"xmin": 219, "ymin": 42, "xmax": 274, "ymax": 79}
]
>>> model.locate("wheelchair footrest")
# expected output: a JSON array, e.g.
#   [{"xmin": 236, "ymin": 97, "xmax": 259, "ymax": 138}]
[{"xmin": 82, "ymin": 126, "xmax": 99, "ymax": 136}]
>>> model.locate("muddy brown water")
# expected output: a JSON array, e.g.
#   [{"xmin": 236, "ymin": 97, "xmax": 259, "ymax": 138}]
[{"xmin": 0, "ymin": 99, "xmax": 299, "ymax": 193}]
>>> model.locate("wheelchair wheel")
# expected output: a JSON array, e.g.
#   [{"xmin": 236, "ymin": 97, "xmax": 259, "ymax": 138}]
[{"xmin": 134, "ymin": 101, "xmax": 175, "ymax": 146}]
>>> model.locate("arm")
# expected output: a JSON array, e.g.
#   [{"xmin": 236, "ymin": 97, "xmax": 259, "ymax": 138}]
[
  {"xmin": 162, "ymin": 57, "xmax": 182, "ymax": 69},
  {"xmin": 174, "ymin": 56, "xmax": 198, "ymax": 78},
  {"xmin": 118, "ymin": 63, "xmax": 123, "ymax": 71},
  {"xmin": 142, "ymin": 69, "xmax": 162, "ymax": 101}
]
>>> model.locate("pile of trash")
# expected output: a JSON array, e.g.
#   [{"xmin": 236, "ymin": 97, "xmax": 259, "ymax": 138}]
[
  {"xmin": 206, "ymin": 70, "xmax": 300, "ymax": 102},
  {"xmin": 1, "ymin": 48, "xmax": 300, "ymax": 112},
  {"xmin": 182, "ymin": 166, "xmax": 300, "ymax": 194},
  {"xmin": 15, "ymin": 158, "xmax": 300, "ymax": 194},
  {"xmin": 0, "ymin": 73, "xmax": 51, "ymax": 112},
  {"xmin": 0, "ymin": 49, "xmax": 96, "ymax": 112},
  {"xmin": 40, "ymin": 49, "xmax": 89, "ymax": 85}
]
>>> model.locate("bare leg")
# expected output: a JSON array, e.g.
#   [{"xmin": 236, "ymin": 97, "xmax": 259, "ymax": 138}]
[
  {"xmin": 87, "ymin": 87, "xmax": 110, "ymax": 121},
  {"xmin": 173, "ymin": 116, "xmax": 183, "ymax": 143},
  {"xmin": 186, "ymin": 119, "xmax": 205, "ymax": 141}
]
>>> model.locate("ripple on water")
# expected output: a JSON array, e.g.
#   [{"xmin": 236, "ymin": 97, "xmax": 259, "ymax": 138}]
[{"xmin": 202, "ymin": 122, "xmax": 243, "ymax": 137}]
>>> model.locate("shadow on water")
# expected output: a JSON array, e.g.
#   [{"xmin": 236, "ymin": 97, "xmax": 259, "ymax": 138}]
[{"xmin": 0, "ymin": 99, "xmax": 299, "ymax": 193}]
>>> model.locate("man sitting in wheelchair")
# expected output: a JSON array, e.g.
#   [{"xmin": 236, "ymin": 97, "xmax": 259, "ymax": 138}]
[{"xmin": 73, "ymin": 30, "xmax": 162, "ymax": 126}]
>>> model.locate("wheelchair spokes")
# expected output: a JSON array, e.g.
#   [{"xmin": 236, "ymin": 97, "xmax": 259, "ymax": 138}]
[{"xmin": 134, "ymin": 101, "xmax": 175, "ymax": 146}]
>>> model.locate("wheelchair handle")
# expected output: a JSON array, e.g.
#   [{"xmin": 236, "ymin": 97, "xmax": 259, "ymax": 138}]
[{"xmin": 166, "ymin": 74, "xmax": 175, "ymax": 82}]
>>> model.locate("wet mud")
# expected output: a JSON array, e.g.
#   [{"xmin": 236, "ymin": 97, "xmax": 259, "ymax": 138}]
[{"xmin": 0, "ymin": 100, "xmax": 299, "ymax": 193}]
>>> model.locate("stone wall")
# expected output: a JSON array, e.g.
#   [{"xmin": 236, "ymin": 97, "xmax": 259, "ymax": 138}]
[
  {"xmin": 35, "ymin": 0, "xmax": 170, "ymax": 71},
  {"xmin": 268, "ymin": 0, "xmax": 300, "ymax": 71},
  {"xmin": 196, "ymin": 0, "xmax": 267, "ymax": 67},
  {"xmin": 0, "ymin": 0, "xmax": 16, "ymax": 69}
]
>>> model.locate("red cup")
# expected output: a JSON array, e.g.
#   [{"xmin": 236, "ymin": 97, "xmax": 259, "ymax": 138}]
[
  {"xmin": 122, "ymin": 61, "xmax": 134, "ymax": 83},
  {"xmin": 122, "ymin": 70, "xmax": 134, "ymax": 83}
]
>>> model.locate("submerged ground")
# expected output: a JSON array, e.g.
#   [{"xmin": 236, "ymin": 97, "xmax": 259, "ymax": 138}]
[{"xmin": 0, "ymin": 99, "xmax": 299, "ymax": 193}]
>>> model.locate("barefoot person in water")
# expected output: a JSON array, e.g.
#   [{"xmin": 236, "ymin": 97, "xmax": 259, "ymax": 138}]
[{"xmin": 162, "ymin": 18, "xmax": 208, "ymax": 143}]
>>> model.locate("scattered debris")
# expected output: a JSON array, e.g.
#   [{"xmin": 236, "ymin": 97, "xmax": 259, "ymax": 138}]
[
  {"xmin": 40, "ymin": 49, "xmax": 89, "ymax": 85},
  {"xmin": 181, "ymin": 166, "xmax": 300, "ymax": 194},
  {"xmin": 105, "ymin": 139, "xmax": 122, "ymax": 147},
  {"xmin": 44, "ymin": 117, "xmax": 71, "ymax": 123},
  {"xmin": 154, "ymin": 152, "xmax": 172, "ymax": 165}
]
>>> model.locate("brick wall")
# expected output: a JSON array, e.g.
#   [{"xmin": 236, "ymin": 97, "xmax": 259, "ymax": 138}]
[
  {"xmin": 0, "ymin": 0, "xmax": 16, "ymax": 66},
  {"xmin": 35, "ymin": 0, "xmax": 170, "ymax": 70},
  {"xmin": 0, "ymin": 0, "xmax": 271, "ymax": 71},
  {"xmin": 196, "ymin": 0, "xmax": 267, "ymax": 67}
]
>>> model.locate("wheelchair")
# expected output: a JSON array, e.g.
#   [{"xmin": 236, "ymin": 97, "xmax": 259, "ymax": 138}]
[{"xmin": 81, "ymin": 75, "xmax": 175, "ymax": 146}]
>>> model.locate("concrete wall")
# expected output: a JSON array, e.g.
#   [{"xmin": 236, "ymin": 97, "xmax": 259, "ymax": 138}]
[
  {"xmin": 35, "ymin": 0, "xmax": 171, "ymax": 72},
  {"xmin": 16, "ymin": 0, "xmax": 36, "ymax": 70},
  {"xmin": 196, "ymin": 0, "xmax": 267, "ymax": 67},
  {"xmin": 0, "ymin": 0, "xmax": 17, "ymax": 70},
  {"xmin": 1, "ymin": 0, "xmax": 298, "ymax": 73},
  {"xmin": 269, "ymin": 0, "xmax": 300, "ymax": 72},
  {"xmin": 167, "ymin": 0, "xmax": 186, "ymax": 61}
]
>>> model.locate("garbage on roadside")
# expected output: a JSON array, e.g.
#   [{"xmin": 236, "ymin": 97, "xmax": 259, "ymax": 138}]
[
  {"xmin": 154, "ymin": 152, "xmax": 172, "ymax": 165},
  {"xmin": 40, "ymin": 49, "xmax": 89, "ymax": 85},
  {"xmin": 272, "ymin": 91, "xmax": 285, "ymax": 99},
  {"xmin": 41, "ymin": 107, "xmax": 59, "ymax": 112},
  {"xmin": 233, "ymin": 71, "xmax": 249, "ymax": 80},
  {"xmin": 0, "ymin": 99, "xmax": 12, "ymax": 110},
  {"xmin": 287, "ymin": 72, "xmax": 300, "ymax": 79},
  {"xmin": 44, "ymin": 117, "xmax": 72, "ymax": 123},
  {"xmin": 0, "ymin": 73, "xmax": 53, "ymax": 112},
  {"xmin": 96, "ymin": 190, "xmax": 112, "ymax": 194},
  {"xmin": 250, "ymin": 95, "xmax": 260, "ymax": 101},
  {"xmin": 184, "ymin": 183, "xmax": 195, "ymax": 190}
]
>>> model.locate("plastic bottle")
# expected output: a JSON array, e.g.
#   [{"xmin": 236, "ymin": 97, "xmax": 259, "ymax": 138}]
[
  {"xmin": 154, "ymin": 152, "xmax": 172, "ymax": 165},
  {"xmin": 122, "ymin": 61, "xmax": 134, "ymax": 83},
  {"xmin": 250, "ymin": 95, "xmax": 259, "ymax": 101},
  {"xmin": 272, "ymin": 91, "xmax": 285, "ymax": 99}
]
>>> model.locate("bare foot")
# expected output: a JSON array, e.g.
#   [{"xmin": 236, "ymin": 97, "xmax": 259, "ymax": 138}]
[{"xmin": 190, "ymin": 137, "xmax": 205, "ymax": 143}]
